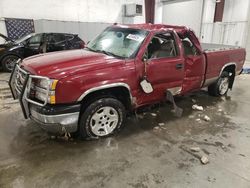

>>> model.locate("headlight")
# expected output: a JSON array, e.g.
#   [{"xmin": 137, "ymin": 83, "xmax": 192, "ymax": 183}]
[
  {"xmin": 34, "ymin": 79, "xmax": 58, "ymax": 104},
  {"xmin": 37, "ymin": 79, "xmax": 58, "ymax": 90}
]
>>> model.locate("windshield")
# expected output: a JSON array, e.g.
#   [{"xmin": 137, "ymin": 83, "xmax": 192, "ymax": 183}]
[
  {"xmin": 87, "ymin": 27, "xmax": 148, "ymax": 58},
  {"xmin": 15, "ymin": 33, "xmax": 35, "ymax": 44}
]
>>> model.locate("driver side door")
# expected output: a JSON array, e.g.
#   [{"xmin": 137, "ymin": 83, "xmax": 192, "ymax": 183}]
[
  {"xmin": 24, "ymin": 33, "xmax": 44, "ymax": 57},
  {"xmin": 137, "ymin": 32, "xmax": 184, "ymax": 105}
]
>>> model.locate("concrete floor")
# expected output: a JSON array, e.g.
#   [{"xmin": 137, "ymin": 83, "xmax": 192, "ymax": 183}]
[{"xmin": 0, "ymin": 72, "xmax": 250, "ymax": 188}]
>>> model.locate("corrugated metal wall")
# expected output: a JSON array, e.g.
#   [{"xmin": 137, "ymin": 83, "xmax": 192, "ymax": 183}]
[{"xmin": 200, "ymin": 0, "xmax": 249, "ymax": 48}]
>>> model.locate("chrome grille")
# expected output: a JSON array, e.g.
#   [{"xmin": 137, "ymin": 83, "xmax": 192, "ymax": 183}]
[
  {"xmin": 10, "ymin": 62, "xmax": 51, "ymax": 107},
  {"xmin": 14, "ymin": 65, "xmax": 28, "ymax": 96}
]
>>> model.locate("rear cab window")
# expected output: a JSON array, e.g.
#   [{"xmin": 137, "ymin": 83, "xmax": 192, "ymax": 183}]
[{"xmin": 181, "ymin": 37, "xmax": 200, "ymax": 56}]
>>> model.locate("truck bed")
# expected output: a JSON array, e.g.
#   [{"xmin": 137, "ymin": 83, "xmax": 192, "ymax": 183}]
[
  {"xmin": 202, "ymin": 43, "xmax": 240, "ymax": 52},
  {"xmin": 202, "ymin": 43, "xmax": 245, "ymax": 86}
]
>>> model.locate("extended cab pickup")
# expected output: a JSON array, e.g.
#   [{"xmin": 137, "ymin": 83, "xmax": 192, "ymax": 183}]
[{"xmin": 9, "ymin": 24, "xmax": 246, "ymax": 139}]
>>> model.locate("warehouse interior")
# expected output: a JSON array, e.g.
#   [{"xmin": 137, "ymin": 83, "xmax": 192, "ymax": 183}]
[{"xmin": 0, "ymin": 0, "xmax": 250, "ymax": 187}]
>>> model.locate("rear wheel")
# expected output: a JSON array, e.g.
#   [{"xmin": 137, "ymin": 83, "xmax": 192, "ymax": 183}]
[
  {"xmin": 2, "ymin": 55, "xmax": 19, "ymax": 72},
  {"xmin": 79, "ymin": 97, "xmax": 126, "ymax": 139},
  {"xmin": 208, "ymin": 71, "xmax": 230, "ymax": 96}
]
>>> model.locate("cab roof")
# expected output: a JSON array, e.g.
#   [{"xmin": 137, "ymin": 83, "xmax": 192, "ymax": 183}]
[{"xmin": 114, "ymin": 23, "xmax": 189, "ymax": 34}]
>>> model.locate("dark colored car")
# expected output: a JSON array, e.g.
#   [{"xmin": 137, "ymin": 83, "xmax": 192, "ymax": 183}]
[{"xmin": 0, "ymin": 33, "xmax": 85, "ymax": 72}]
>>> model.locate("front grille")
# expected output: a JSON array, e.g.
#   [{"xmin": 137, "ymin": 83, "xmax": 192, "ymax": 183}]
[
  {"xmin": 14, "ymin": 65, "xmax": 28, "ymax": 96},
  {"xmin": 10, "ymin": 63, "xmax": 51, "ymax": 107}
]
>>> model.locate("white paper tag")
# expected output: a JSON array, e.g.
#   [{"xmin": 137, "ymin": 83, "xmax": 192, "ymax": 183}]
[
  {"xmin": 126, "ymin": 34, "xmax": 143, "ymax": 42},
  {"xmin": 140, "ymin": 79, "xmax": 153, "ymax": 94}
]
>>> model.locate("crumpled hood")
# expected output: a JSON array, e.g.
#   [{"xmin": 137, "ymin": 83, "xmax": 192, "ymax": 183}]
[{"xmin": 21, "ymin": 49, "xmax": 124, "ymax": 79}]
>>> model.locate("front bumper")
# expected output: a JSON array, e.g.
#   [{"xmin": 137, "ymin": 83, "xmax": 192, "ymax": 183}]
[
  {"xmin": 9, "ymin": 63, "xmax": 80, "ymax": 134},
  {"xmin": 30, "ymin": 103, "xmax": 80, "ymax": 134}
]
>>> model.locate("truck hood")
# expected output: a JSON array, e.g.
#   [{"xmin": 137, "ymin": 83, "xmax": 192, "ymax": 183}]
[{"xmin": 21, "ymin": 49, "xmax": 125, "ymax": 79}]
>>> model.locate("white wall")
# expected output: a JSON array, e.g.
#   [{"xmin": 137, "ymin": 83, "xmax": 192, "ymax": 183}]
[
  {"xmin": 0, "ymin": 19, "xmax": 7, "ymax": 44},
  {"xmin": 34, "ymin": 20, "xmax": 111, "ymax": 42},
  {"xmin": 201, "ymin": 0, "xmax": 249, "ymax": 47},
  {"xmin": 202, "ymin": 0, "xmax": 215, "ymax": 23},
  {"xmin": 162, "ymin": 0, "xmax": 204, "ymax": 37},
  {"xmin": 0, "ymin": 0, "xmax": 145, "ymax": 23},
  {"xmin": 223, "ymin": 0, "xmax": 249, "ymax": 22},
  {"xmin": 200, "ymin": 0, "xmax": 215, "ymax": 43},
  {"xmin": 155, "ymin": 0, "xmax": 163, "ymax": 24},
  {"xmin": 0, "ymin": 0, "xmax": 145, "ymax": 42}
]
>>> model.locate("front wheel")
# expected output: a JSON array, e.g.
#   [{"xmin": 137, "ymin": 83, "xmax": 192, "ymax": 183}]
[
  {"xmin": 79, "ymin": 97, "xmax": 126, "ymax": 139},
  {"xmin": 208, "ymin": 71, "xmax": 230, "ymax": 96},
  {"xmin": 2, "ymin": 55, "xmax": 19, "ymax": 72}
]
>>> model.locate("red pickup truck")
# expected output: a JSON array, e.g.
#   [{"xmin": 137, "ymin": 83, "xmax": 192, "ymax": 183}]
[{"xmin": 9, "ymin": 24, "xmax": 246, "ymax": 139}]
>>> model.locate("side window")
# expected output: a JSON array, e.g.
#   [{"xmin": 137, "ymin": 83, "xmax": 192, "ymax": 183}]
[
  {"xmin": 47, "ymin": 34, "xmax": 53, "ymax": 43},
  {"xmin": 47, "ymin": 34, "xmax": 65, "ymax": 45},
  {"xmin": 28, "ymin": 34, "xmax": 42, "ymax": 44},
  {"xmin": 65, "ymin": 34, "xmax": 74, "ymax": 42},
  {"xmin": 53, "ymin": 34, "xmax": 65, "ymax": 44},
  {"xmin": 65, "ymin": 34, "xmax": 76, "ymax": 48},
  {"xmin": 65, "ymin": 35, "xmax": 83, "ymax": 49},
  {"xmin": 147, "ymin": 32, "xmax": 178, "ymax": 59},
  {"xmin": 182, "ymin": 37, "xmax": 199, "ymax": 56}
]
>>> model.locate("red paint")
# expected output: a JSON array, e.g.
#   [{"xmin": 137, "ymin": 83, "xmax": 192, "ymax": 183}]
[{"xmin": 21, "ymin": 24, "xmax": 246, "ymax": 107}]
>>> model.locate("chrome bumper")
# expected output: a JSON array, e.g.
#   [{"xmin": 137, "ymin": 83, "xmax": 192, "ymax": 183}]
[{"xmin": 30, "ymin": 108, "xmax": 79, "ymax": 134}]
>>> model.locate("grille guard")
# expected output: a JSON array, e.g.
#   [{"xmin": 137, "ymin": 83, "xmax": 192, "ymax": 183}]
[{"xmin": 9, "ymin": 62, "xmax": 51, "ymax": 119}]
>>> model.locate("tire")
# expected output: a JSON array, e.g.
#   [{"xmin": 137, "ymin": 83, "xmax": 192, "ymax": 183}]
[
  {"xmin": 2, "ymin": 55, "xmax": 19, "ymax": 72},
  {"xmin": 208, "ymin": 71, "xmax": 230, "ymax": 96},
  {"xmin": 79, "ymin": 97, "xmax": 126, "ymax": 139}
]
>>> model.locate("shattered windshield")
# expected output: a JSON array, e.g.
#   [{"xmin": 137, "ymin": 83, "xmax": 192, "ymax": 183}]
[{"xmin": 87, "ymin": 27, "xmax": 148, "ymax": 58}]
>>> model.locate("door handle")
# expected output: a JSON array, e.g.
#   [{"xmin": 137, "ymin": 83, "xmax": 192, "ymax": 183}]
[{"xmin": 176, "ymin": 63, "xmax": 183, "ymax": 70}]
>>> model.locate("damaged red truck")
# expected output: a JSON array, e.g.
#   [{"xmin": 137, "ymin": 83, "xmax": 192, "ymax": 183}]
[{"xmin": 9, "ymin": 24, "xmax": 246, "ymax": 139}]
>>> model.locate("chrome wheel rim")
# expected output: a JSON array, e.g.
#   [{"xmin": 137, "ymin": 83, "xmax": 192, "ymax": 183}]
[
  {"xmin": 219, "ymin": 77, "xmax": 229, "ymax": 95},
  {"xmin": 5, "ymin": 57, "xmax": 17, "ymax": 71},
  {"xmin": 90, "ymin": 106, "xmax": 119, "ymax": 136}
]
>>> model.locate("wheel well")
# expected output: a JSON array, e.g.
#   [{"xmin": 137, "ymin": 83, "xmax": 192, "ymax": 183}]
[
  {"xmin": 222, "ymin": 64, "xmax": 236, "ymax": 89},
  {"xmin": 79, "ymin": 86, "xmax": 132, "ymax": 115}
]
